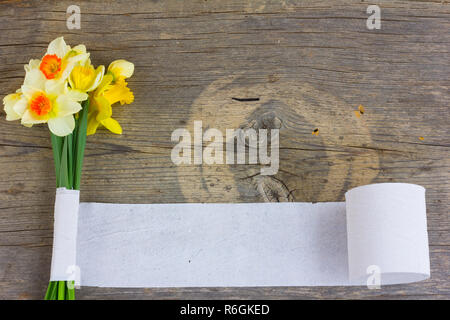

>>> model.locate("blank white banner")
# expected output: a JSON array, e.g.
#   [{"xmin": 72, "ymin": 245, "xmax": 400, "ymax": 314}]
[{"xmin": 50, "ymin": 183, "xmax": 430, "ymax": 287}]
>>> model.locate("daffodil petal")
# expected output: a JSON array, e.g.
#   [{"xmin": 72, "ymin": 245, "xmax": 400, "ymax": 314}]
[
  {"xmin": 93, "ymin": 96, "xmax": 112, "ymax": 121},
  {"xmin": 47, "ymin": 36, "xmax": 69, "ymax": 58},
  {"xmin": 55, "ymin": 95, "xmax": 82, "ymax": 117},
  {"xmin": 12, "ymin": 97, "xmax": 28, "ymax": 118},
  {"xmin": 94, "ymin": 74, "xmax": 114, "ymax": 96},
  {"xmin": 3, "ymin": 93, "xmax": 22, "ymax": 121},
  {"xmin": 66, "ymin": 89, "xmax": 88, "ymax": 102},
  {"xmin": 108, "ymin": 59, "xmax": 134, "ymax": 79},
  {"xmin": 87, "ymin": 113, "xmax": 100, "ymax": 136},
  {"xmin": 48, "ymin": 115, "xmax": 75, "ymax": 136},
  {"xmin": 85, "ymin": 65, "xmax": 105, "ymax": 92},
  {"xmin": 45, "ymin": 79, "xmax": 67, "ymax": 96},
  {"xmin": 23, "ymin": 68, "xmax": 46, "ymax": 91},
  {"xmin": 21, "ymin": 109, "xmax": 48, "ymax": 125},
  {"xmin": 24, "ymin": 59, "xmax": 41, "ymax": 72},
  {"xmin": 101, "ymin": 117, "xmax": 122, "ymax": 134},
  {"xmin": 60, "ymin": 52, "xmax": 90, "ymax": 81},
  {"xmin": 21, "ymin": 85, "xmax": 42, "ymax": 100},
  {"xmin": 72, "ymin": 44, "xmax": 87, "ymax": 54}
]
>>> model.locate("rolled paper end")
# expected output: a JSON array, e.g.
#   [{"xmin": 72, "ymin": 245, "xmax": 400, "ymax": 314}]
[
  {"xmin": 50, "ymin": 188, "xmax": 80, "ymax": 283},
  {"xmin": 345, "ymin": 183, "xmax": 430, "ymax": 285}
]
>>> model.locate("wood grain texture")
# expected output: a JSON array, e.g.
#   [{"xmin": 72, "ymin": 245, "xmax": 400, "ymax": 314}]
[{"xmin": 0, "ymin": 0, "xmax": 449, "ymax": 299}]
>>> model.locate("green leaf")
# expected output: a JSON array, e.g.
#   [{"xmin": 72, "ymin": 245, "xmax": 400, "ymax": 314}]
[
  {"xmin": 57, "ymin": 281, "xmax": 65, "ymax": 300},
  {"xmin": 44, "ymin": 280, "xmax": 74, "ymax": 300},
  {"xmin": 72, "ymin": 119, "xmax": 78, "ymax": 180},
  {"xmin": 74, "ymin": 99, "xmax": 89, "ymax": 190},
  {"xmin": 44, "ymin": 281, "xmax": 57, "ymax": 300},
  {"xmin": 50, "ymin": 134, "xmax": 63, "ymax": 187},
  {"xmin": 59, "ymin": 137, "xmax": 70, "ymax": 189},
  {"xmin": 67, "ymin": 282, "xmax": 75, "ymax": 300},
  {"xmin": 67, "ymin": 134, "xmax": 73, "ymax": 189}
]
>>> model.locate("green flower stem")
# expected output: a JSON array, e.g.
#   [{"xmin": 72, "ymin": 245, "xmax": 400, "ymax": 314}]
[
  {"xmin": 67, "ymin": 282, "xmax": 75, "ymax": 300},
  {"xmin": 44, "ymin": 99, "xmax": 89, "ymax": 300},
  {"xmin": 50, "ymin": 135, "xmax": 62, "ymax": 183},
  {"xmin": 74, "ymin": 100, "xmax": 89, "ymax": 190},
  {"xmin": 57, "ymin": 281, "xmax": 65, "ymax": 300},
  {"xmin": 44, "ymin": 281, "xmax": 57, "ymax": 300}
]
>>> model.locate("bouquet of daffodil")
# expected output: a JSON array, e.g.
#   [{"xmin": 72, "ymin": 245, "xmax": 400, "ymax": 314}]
[{"xmin": 3, "ymin": 37, "xmax": 134, "ymax": 300}]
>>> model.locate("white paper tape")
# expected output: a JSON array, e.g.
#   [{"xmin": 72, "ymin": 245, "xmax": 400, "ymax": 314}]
[
  {"xmin": 50, "ymin": 183, "xmax": 430, "ymax": 287},
  {"xmin": 50, "ymin": 188, "xmax": 79, "ymax": 282}
]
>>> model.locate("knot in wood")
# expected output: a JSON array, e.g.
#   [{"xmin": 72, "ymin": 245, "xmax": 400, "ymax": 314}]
[{"xmin": 252, "ymin": 175, "xmax": 292, "ymax": 202}]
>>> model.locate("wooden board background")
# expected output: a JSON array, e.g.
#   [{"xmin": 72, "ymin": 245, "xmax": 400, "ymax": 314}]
[{"xmin": 0, "ymin": 0, "xmax": 449, "ymax": 299}]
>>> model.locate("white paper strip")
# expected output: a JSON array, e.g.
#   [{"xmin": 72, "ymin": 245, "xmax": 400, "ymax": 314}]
[
  {"xmin": 50, "ymin": 188, "xmax": 79, "ymax": 281},
  {"xmin": 50, "ymin": 183, "xmax": 430, "ymax": 287}
]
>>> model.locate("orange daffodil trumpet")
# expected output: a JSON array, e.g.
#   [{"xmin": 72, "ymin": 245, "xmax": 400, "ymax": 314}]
[
  {"xmin": 3, "ymin": 36, "xmax": 134, "ymax": 137},
  {"xmin": 1, "ymin": 36, "xmax": 135, "ymax": 300}
]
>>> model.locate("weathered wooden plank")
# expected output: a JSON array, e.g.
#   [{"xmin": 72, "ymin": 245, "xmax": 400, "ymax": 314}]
[{"xmin": 0, "ymin": 0, "xmax": 449, "ymax": 299}]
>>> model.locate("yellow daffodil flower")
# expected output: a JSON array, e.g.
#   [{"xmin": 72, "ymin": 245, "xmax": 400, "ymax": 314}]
[
  {"xmin": 87, "ymin": 60, "xmax": 134, "ymax": 135},
  {"xmin": 107, "ymin": 59, "xmax": 134, "ymax": 82},
  {"xmin": 69, "ymin": 61, "xmax": 105, "ymax": 93}
]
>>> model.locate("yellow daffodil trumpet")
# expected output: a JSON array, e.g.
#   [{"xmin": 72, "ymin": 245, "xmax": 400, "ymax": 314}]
[{"xmin": 69, "ymin": 63, "xmax": 104, "ymax": 93}]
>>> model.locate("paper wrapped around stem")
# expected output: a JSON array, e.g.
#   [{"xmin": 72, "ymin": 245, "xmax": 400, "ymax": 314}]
[
  {"xmin": 49, "ymin": 183, "xmax": 430, "ymax": 287},
  {"xmin": 50, "ymin": 188, "xmax": 79, "ymax": 281}
]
